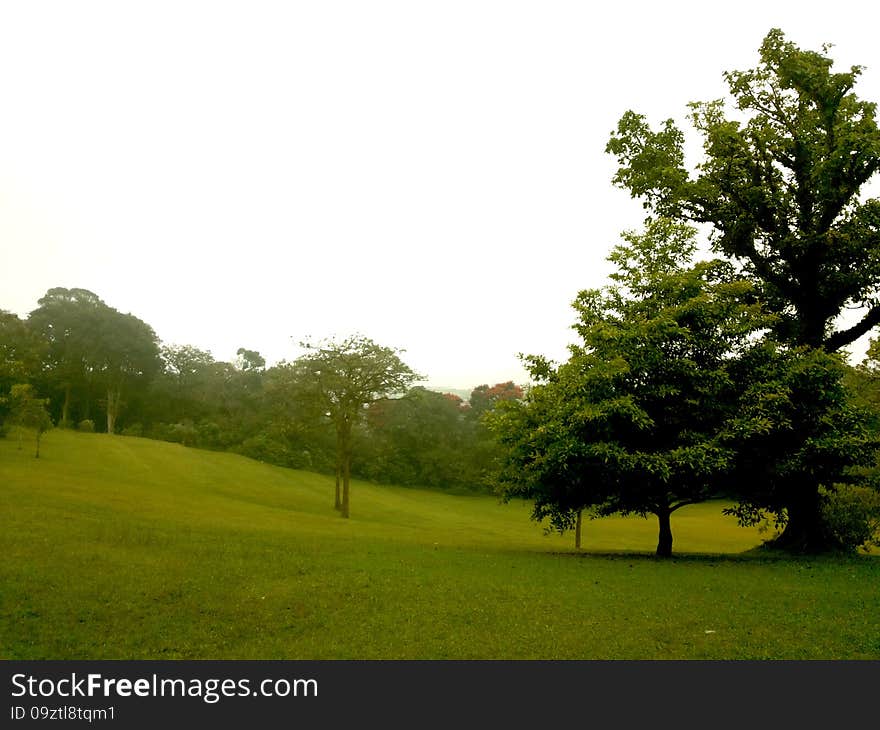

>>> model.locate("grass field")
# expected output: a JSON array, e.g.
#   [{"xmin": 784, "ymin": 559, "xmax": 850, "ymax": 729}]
[{"xmin": 1, "ymin": 430, "xmax": 878, "ymax": 659}]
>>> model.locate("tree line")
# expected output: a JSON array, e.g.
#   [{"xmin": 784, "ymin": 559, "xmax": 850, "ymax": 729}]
[{"xmin": 0, "ymin": 289, "xmax": 522, "ymax": 504}]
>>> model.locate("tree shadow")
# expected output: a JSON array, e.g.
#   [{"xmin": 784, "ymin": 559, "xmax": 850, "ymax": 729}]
[{"xmin": 549, "ymin": 545, "xmax": 877, "ymax": 565}]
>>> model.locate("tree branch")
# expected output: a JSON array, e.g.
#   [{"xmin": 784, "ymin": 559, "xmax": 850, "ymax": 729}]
[
  {"xmin": 824, "ymin": 304, "xmax": 880, "ymax": 352},
  {"xmin": 736, "ymin": 236, "xmax": 795, "ymax": 300}
]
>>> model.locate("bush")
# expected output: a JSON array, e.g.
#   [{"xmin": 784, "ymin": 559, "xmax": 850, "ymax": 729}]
[
  {"xmin": 77, "ymin": 419, "xmax": 95, "ymax": 433},
  {"xmin": 195, "ymin": 421, "xmax": 231, "ymax": 450},
  {"xmin": 121, "ymin": 423, "xmax": 143, "ymax": 437},
  {"xmin": 237, "ymin": 434, "xmax": 291, "ymax": 466},
  {"xmin": 821, "ymin": 485, "xmax": 880, "ymax": 553},
  {"xmin": 169, "ymin": 421, "xmax": 197, "ymax": 446}
]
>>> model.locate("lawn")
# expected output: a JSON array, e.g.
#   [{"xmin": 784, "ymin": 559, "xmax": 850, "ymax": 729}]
[{"xmin": 1, "ymin": 429, "xmax": 878, "ymax": 659}]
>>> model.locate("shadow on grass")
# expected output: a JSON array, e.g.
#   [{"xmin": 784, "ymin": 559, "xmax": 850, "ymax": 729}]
[{"xmin": 549, "ymin": 545, "xmax": 878, "ymax": 565}]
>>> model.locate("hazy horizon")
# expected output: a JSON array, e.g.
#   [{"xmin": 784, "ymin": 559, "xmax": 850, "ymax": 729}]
[{"xmin": 2, "ymin": 2, "xmax": 878, "ymax": 388}]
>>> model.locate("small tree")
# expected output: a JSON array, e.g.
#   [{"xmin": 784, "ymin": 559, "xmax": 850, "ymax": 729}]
[
  {"xmin": 290, "ymin": 335, "xmax": 421, "ymax": 518},
  {"xmin": 5, "ymin": 384, "xmax": 53, "ymax": 458},
  {"xmin": 489, "ymin": 219, "xmax": 771, "ymax": 556}
]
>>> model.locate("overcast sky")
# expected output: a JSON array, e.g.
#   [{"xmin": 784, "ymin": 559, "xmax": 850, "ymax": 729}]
[{"xmin": 1, "ymin": 1, "xmax": 878, "ymax": 390}]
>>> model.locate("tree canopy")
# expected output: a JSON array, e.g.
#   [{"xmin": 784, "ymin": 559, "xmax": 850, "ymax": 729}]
[{"xmin": 607, "ymin": 28, "xmax": 880, "ymax": 352}]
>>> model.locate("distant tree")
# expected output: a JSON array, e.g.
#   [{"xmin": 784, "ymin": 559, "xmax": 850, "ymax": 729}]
[
  {"xmin": 0, "ymin": 311, "xmax": 46, "ymax": 421},
  {"xmin": 361, "ymin": 386, "xmax": 484, "ymax": 490},
  {"xmin": 5, "ymin": 384, "xmax": 52, "ymax": 458},
  {"xmin": 468, "ymin": 381, "xmax": 524, "ymax": 418},
  {"xmin": 28, "ymin": 288, "xmax": 107, "ymax": 427},
  {"xmin": 92, "ymin": 307, "xmax": 161, "ymax": 434},
  {"xmin": 158, "ymin": 344, "xmax": 216, "ymax": 421},
  {"xmin": 606, "ymin": 29, "xmax": 880, "ymax": 550},
  {"xmin": 232, "ymin": 348, "xmax": 266, "ymax": 416},
  {"xmin": 290, "ymin": 335, "xmax": 421, "ymax": 517},
  {"xmin": 162, "ymin": 344, "xmax": 215, "ymax": 384},
  {"xmin": 488, "ymin": 219, "xmax": 772, "ymax": 557},
  {"xmin": 441, "ymin": 392, "xmax": 467, "ymax": 411},
  {"xmin": 235, "ymin": 348, "xmax": 266, "ymax": 372}
]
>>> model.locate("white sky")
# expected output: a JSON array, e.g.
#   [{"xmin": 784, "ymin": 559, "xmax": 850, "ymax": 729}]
[{"xmin": 1, "ymin": 1, "xmax": 878, "ymax": 390}]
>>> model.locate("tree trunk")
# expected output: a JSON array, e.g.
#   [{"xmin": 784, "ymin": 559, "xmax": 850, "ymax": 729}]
[
  {"xmin": 575, "ymin": 509, "xmax": 583, "ymax": 550},
  {"xmin": 106, "ymin": 386, "xmax": 120, "ymax": 434},
  {"xmin": 338, "ymin": 421, "xmax": 353, "ymax": 518},
  {"xmin": 770, "ymin": 327, "xmax": 837, "ymax": 552},
  {"xmin": 34, "ymin": 430, "xmax": 41, "ymax": 459},
  {"xmin": 341, "ymin": 449, "xmax": 351, "ymax": 519},
  {"xmin": 61, "ymin": 383, "xmax": 71, "ymax": 428},
  {"xmin": 334, "ymin": 434, "xmax": 343, "ymax": 511},
  {"xmin": 655, "ymin": 508, "xmax": 673, "ymax": 558},
  {"xmin": 772, "ymin": 486, "xmax": 832, "ymax": 552},
  {"xmin": 799, "ymin": 314, "xmax": 827, "ymax": 351}
]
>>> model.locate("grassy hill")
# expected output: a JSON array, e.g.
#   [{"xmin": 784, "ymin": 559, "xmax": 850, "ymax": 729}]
[{"xmin": 1, "ymin": 430, "xmax": 878, "ymax": 659}]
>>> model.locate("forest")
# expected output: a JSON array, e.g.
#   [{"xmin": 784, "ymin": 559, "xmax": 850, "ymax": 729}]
[{"xmin": 0, "ymin": 290, "xmax": 520, "ymax": 496}]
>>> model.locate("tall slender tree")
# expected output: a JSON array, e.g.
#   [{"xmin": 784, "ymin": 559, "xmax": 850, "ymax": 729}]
[{"xmin": 291, "ymin": 335, "xmax": 420, "ymax": 518}]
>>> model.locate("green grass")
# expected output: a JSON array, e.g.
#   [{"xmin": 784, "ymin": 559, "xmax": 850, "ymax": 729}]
[{"xmin": 1, "ymin": 430, "xmax": 878, "ymax": 659}]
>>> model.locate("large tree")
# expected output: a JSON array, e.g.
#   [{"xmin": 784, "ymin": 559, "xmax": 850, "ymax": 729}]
[
  {"xmin": 290, "ymin": 335, "xmax": 421, "ymax": 517},
  {"xmin": 92, "ymin": 306, "xmax": 161, "ymax": 434},
  {"xmin": 606, "ymin": 28, "xmax": 880, "ymax": 550},
  {"xmin": 27, "ymin": 288, "xmax": 107, "ymax": 427},
  {"xmin": 489, "ymin": 219, "xmax": 770, "ymax": 556}
]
